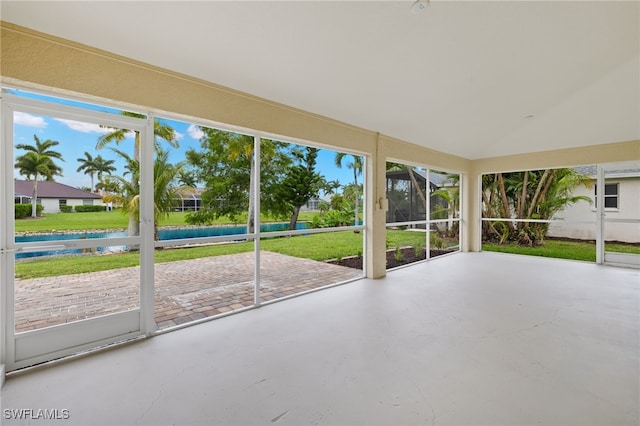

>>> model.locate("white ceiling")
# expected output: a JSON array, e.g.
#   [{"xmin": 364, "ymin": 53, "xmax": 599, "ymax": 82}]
[{"xmin": 2, "ymin": 1, "xmax": 639, "ymax": 159}]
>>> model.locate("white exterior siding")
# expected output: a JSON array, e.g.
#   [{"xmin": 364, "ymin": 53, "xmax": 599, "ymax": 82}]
[
  {"xmin": 39, "ymin": 198, "xmax": 101, "ymax": 213},
  {"xmin": 549, "ymin": 177, "xmax": 640, "ymax": 243},
  {"xmin": 39, "ymin": 198, "xmax": 59, "ymax": 214}
]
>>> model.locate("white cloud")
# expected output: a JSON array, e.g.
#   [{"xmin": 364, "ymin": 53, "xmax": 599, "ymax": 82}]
[
  {"xmin": 173, "ymin": 130, "xmax": 184, "ymax": 141},
  {"xmin": 14, "ymin": 112, "xmax": 47, "ymax": 128},
  {"xmin": 187, "ymin": 124, "xmax": 204, "ymax": 140},
  {"xmin": 55, "ymin": 118, "xmax": 111, "ymax": 134}
]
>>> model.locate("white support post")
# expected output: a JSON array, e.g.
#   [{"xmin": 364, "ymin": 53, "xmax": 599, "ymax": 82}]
[
  {"xmin": 426, "ymin": 168, "xmax": 431, "ymax": 259},
  {"xmin": 140, "ymin": 115, "xmax": 156, "ymax": 334},
  {"xmin": 0, "ymin": 95, "xmax": 7, "ymax": 383},
  {"xmin": 253, "ymin": 135, "xmax": 261, "ymax": 306},
  {"xmin": 596, "ymin": 165, "xmax": 605, "ymax": 265}
]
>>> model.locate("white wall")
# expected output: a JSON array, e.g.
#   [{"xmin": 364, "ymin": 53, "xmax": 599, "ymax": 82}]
[
  {"xmin": 549, "ymin": 177, "xmax": 640, "ymax": 243},
  {"xmin": 40, "ymin": 199, "xmax": 101, "ymax": 214}
]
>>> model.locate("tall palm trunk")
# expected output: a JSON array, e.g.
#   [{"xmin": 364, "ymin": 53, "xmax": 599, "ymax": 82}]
[
  {"xmin": 406, "ymin": 167, "xmax": 427, "ymax": 210},
  {"xmin": 129, "ymin": 134, "xmax": 141, "ymax": 237},
  {"xmin": 353, "ymin": 169, "xmax": 359, "ymax": 225},
  {"xmin": 31, "ymin": 175, "xmax": 39, "ymax": 218},
  {"xmin": 246, "ymin": 150, "xmax": 256, "ymax": 234}
]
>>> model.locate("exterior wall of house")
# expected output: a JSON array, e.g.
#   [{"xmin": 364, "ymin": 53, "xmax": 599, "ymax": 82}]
[
  {"xmin": 548, "ymin": 177, "xmax": 640, "ymax": 243},
  {"xmin": 40, "ymin": 198, "xmax": 101, "ymax": 213},
  {"xmin": 39, "ymin": 199, "xmax": 60, "ymax": 214}
]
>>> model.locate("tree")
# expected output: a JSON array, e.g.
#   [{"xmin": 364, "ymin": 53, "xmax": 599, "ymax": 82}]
[
  {"xmin": 97, "ymin": 113, "xmax": 178, "ymax": 236},
  {"xmin": 93, "ymin": 155, "xmax": 116, "ymax": 189},
  {"xmin": 275, "ymin": 147, "xmax": 323, "ymax": 230},
  {"xmin": 323, "ymin": 179, "xmax": 342, "ymax": 196},
  {"xmin": 76, "ymin": 152, "xmax": 114, "ymax": 192},
  {"xmin": 76, "ymin": 152, "xmax": 97, "ymax": 191},
  {"xmin": 482, "ymin": 168, "xmax": 591, "ymax": 246},
  {"xmin": 335, "ymin": 153, "xmax": 363, "ymax": 225},
  {"xmin": 185, "ymin": 128, "xmax": 291, "ymax": 231},
  {"xmin": 103, "ymin": 148, "xmax": 182, "ymax": 240},
  {"xmin": 15, "ymin": 134, "xmax": 64, "ymax": 218},
  {"xmin": 95, "ymin": 176, "xmax": 121, "ymax": 195}
]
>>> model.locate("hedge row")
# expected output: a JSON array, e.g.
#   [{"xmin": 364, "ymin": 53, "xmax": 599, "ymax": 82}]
[
  {"xmin": 15, "ymin": 203, "xmax": 44, "ymax": 218},
  {"xmin": 73, "ymin": 205, "xmax": 106, "ymax": 213}
]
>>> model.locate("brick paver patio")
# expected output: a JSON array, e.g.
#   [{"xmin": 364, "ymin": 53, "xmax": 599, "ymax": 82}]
[{"xmin": 15, "ymin": 251, "xmax": 362, "ymax": 333}]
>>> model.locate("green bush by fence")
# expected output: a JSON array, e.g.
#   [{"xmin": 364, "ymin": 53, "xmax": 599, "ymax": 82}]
[
  {"xmin": 74, "ymin": 205, "xmax": 106, "ymax": 213},
  {"xmin": 15, "ymin": 203, "xmax": 44, "ymax": 218}
]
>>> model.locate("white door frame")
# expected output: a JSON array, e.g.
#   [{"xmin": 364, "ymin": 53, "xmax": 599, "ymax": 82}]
[
  {"xmin": 1, "ymin": 94, "xmax": 155, "ymax": 371},
  {"xmin": 597, "ymin": 162, "xmax": 640, "ymax": 268}
]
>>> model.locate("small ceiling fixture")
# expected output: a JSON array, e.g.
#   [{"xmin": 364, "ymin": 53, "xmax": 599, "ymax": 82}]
[{"xmin": 411, "ymin": 0, "xmax": 429, "ymax": 14}]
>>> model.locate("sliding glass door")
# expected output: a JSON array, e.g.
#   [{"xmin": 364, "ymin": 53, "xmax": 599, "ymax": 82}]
[
  {"xmin": 1, "ymin": 94, "xmax": 154, "ymax": 370},
  {"xmin": 599, "ymin": 162, "xmax": 640, "ymax": 268}
]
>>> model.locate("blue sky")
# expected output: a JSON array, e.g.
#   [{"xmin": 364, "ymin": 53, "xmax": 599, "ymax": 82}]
[{"xmin": 10, "ymin": 91, "xmax": 360, "ymax": 193}]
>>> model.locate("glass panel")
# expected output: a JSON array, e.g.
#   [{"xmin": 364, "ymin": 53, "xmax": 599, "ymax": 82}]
[
  {"xmin": 154, "ymin": 243, "xmax": 255, "ymax": 329},
  {"xmin": 483, "ymin": 166, "xmax": 598, "ymax": 262},
  {"xmin": 386, "ymin": 163, "xmax": 427, "ymax": 224},
  {"xmin": 604, "ymin": 223, "xmax": 640, "ymax": 255},
  {"xmin": 386, "ymin": 225, "xmax": 427, "ymax": 269},
  {"xmin": 604, "ymin": 168, "xmax": 640, "ymax": 259},
  {"xmin": 13, "ymin": 110, "xmax": 140, "ymax": 240},
  {"xmin": 604, "ymin": 197, "xmax": 618, "ymax": 209},
  {"xmin": 259, "ymin": 231, "xmax": 363, "ymax": 302},
  {"xmin": 177, "ymin": 123, "xmax": 252, "ymax": 236},
  {"xmin": 604, "ymin": 183, "xmax": 618, "ymax": 196},
  {"xmin": 429, "ymin": 169, "xmax": 460, "ymax": 256},
  {"xmin": 385, "ymin": 161, "xmax": 427, "ymax": 269},
  {"xmin": 151, "ymin": 118, "xmax": 256, "ymax": 329},
  {"xmin": 255, "ymin": 140, "xmax": 363, "ymax": 299},
  {"xmin": 15, "ymin": 249, "xmax": 140, "ymax": 333}
]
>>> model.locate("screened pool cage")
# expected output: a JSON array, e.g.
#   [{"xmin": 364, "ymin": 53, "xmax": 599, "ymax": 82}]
[{"xmin": 385, "ymin": 169, "xmax": 451, "ymax": 226}]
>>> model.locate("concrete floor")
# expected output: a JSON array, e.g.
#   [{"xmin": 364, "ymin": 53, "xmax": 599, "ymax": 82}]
[{"xmin": 1, "ymin": 252, "xmax": 638, "ymax": 426}]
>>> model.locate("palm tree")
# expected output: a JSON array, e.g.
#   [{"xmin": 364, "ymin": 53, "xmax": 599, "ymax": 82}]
[
  {"xmin": 93, "ymin": 155, "xmax": 116, "ymax": 189},
  {"xmin": 96, "ymin": 113, "xmax": 178, "ymax": 236},
  {"xmin": 335, "ymin": 153, "xmax": 363, "ymax": 225},
  {"xmin": 15, "ymin": 134, "xmax": 64, "ymax": 218},
  {"xmin": 76, "ymin": 152, "xmax": 98, "ymax": 192},
  {"xmin": 323, "ymin": 179, "xmax": 342, "ymax": 197},
  {"xmin": 103, "ymin": 148, "xmax": 182, "ymax": 241},
  {"xmin": 482, "ymin": 169, "xmax": 591, "ymax": 246}
]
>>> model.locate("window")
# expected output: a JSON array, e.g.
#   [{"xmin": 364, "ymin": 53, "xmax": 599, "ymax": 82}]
[
  {"xmin": 59, "ymin": 199, "xmax": 67, "ymax": 207},
  {"xmin": 595, "ymin": 183, "xmax": 619, "ymax": 209},
  {"xmin": 83, "ymin": 200, "xmax": 94, "ymax": 206}
]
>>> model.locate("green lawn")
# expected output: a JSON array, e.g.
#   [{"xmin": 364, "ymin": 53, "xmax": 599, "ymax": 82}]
[
  {"xmin": 22, "ymin": 219, "xmax": 638, "ymax": 280},
  {"xmin": 483, "ymin": 239, "xmax": 640, "ymax": 262},
  {"xmin": 14, "ymin": 211, "xmax": 318, "ymax": 233},
  {"xmin": 15, "ymin": 229, "xmax": 427, "ymax": 279}
]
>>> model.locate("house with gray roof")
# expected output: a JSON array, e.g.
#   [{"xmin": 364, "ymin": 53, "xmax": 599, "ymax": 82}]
[
  {"xmin": 548, "ymin": 164, "xmax": 640, "ymax": 243},
  {"xmin": 14, "ymin": 179, "xmax": 103, "ymax": 213}
]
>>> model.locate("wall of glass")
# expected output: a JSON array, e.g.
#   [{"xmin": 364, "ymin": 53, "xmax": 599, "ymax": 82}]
[
  {"xmin": 3, "ymin": 88, "xmax": 366, "ymax": 348},
  {"xmin": 481, "ymin": 167, "xmax": 598, "ymax": 261},
  {"xmin": 385, "ymin": 162, "xmax": 461, "ymax": 270},
  {"xmin": 151, "ymin": 117, "xmax": 365, "ymax": 329}
]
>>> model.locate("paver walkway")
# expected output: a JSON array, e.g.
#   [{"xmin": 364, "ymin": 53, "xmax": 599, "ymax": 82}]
[{"xmin": 15, "ymin": 251, "xmax": 362, "ymax": 333}]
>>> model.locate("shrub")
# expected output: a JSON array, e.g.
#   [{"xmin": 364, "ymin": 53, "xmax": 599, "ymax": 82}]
[
  {"xmin": 394, "ymin": 246, "xmax": 404, "ymax": 261},
  {"xmin": 74, "ymin": 205, "xmax": 106, "ymax": 213},
  {"xmin": 15, "ymin": 203, "xmax": 44, "ymax": 218},
  {"xmin": 59, "ymin": 205, "xmax": 73, "ymax": 213},
  {"xmin": 310, "ymin": 208, "xmax": 353, "ymax": 228},
  {"xmin": 431, "ymin": 234, "xmax": 445, "ymax": 249}
]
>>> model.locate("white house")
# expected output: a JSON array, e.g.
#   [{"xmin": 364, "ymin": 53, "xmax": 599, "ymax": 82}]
[
  {"xmin": 548, "ymin": 165, "xmax": 640, "ymax": 243},
  {"xmin": 14, "ymin": 179, "xmax": 103, "ymax": 213}
]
